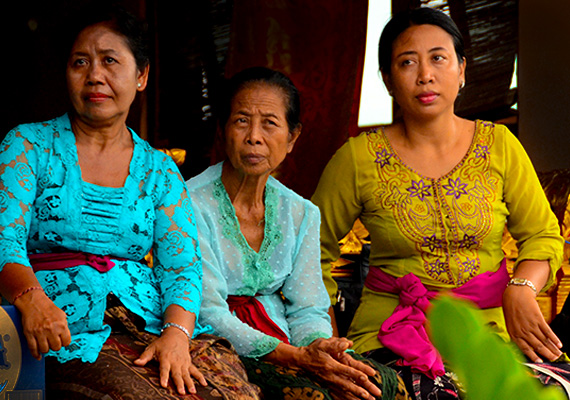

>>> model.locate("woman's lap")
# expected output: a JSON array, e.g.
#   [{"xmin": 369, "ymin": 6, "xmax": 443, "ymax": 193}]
[
  {"xmin": 46, "ymin": 296, "xmax": 260, "ymax": 400},
  {"xmin": 240, "ymin": 352, "xmax": 410, "ymax": 400},
  {"xmin": 46, "ymin": 333, "xmax": 260, "ymax": 400},
  {"xmin": 364, "ymin": 348, "xmax": 463, "ymax": 400}
]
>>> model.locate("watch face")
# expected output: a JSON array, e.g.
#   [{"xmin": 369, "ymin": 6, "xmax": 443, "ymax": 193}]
[{"xmin": 511, "ymin": 278, "xmax": 526, "ymax": 284}]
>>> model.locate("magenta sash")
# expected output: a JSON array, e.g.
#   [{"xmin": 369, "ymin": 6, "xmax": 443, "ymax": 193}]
[
  {"xmin": 29, "ymin": 252, "xmax": 129, "ymax": 273},
  {"xmin": 364, "ymin": 259, "xmax": 509, "ymax": 379}
]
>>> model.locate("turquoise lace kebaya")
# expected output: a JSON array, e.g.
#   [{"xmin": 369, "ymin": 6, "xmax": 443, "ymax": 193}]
[
  {"xmin": 187, "ymin": 163, "xmax": 332, "ymax": 358},
  {"xmin": 0, "ymin": 114, "xmax": 211, "ymax": 363}
]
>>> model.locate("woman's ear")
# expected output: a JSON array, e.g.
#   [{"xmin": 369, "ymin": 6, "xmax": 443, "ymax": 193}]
[
  {"xmin": 136, "ymin": 64, "xmax": 150, "ymax": 91},
  {"xmin": 287, "ymin": 124, "xmax": 302, "ymax": 154},
  {"xmin": 459, "ymin": 57, "xmax": 467, "ymax": 85}
]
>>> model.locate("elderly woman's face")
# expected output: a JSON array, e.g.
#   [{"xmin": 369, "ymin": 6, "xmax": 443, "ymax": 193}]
[
  {"xmin": 224, "ymin": 83, "xmax": 300, "ymax": 177},
  {"xmin": 66, "ymin": 22, "xmax": 148, "ymax": 124}
]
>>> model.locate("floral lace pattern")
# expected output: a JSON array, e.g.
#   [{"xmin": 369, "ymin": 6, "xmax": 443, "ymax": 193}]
[
  {"xmin": 0, "ymin": 114, "xmax": 210, "ymax": 363},
  {"xmin": 367, "ymin": 121, "xmax": 498, "ymax": 285}
]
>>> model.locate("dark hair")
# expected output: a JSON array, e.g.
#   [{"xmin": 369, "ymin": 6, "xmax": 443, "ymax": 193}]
[
  {"xmin": 219, "ymin": 67, "xmax": 301, "ymax": 132},
  {"xmin": 378, "ymin": 7, "xmax": 465, "ymax": 74},
  {"xmin": 63, "ymin": 1, "xmax": 149, "ymax": 71}
]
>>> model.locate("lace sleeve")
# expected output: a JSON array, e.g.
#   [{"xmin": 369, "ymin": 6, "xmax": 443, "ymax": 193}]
[
  {"xmin": 152, "ymin": 156, "xmax": 202, "ymax": 317},
  {"xmin": 0, "ymin": 127, "xmax": 42, "ymax": 271}
]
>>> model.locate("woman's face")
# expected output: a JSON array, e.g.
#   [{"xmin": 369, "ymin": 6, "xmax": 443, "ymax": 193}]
[
  {"xmin": 224, "ymin": 83, "xmax": 300, "ymax": 178},
  {"xmin": 383, "ymin": 24, "xmax": 465, "ymax": 120},
  {"xmin": 66, "ymin": 22, "xmax": 148, "ymax": 125}
]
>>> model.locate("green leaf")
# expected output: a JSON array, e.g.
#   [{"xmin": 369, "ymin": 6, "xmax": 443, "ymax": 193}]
[{"xmin": 428, "ymin": 295, "xmax": 565, "ymax": 400}]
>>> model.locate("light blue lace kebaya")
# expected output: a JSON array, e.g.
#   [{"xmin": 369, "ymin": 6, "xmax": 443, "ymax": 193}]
[
  {"xmin": 0, "ymin": 114, "xmax": 211, "ymax": 363},
  {"xmin": 187, "ymin": 162, "xmax": 332, "ymax": 358}
]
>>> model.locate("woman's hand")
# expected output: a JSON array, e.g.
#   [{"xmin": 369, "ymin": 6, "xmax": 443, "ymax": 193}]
[
  {"xmin": 15, "ymin": 289, "xmax": 71, "ymax": 360},
  {"xmin": 503, "ymin": 284, "xmax": 562, "ymax": 362},
  {"xmin": 303, "ymin": 337, "xmax": 381, "ymax": 400},
  {"xmin": 134, "ymin": 325, "xmax": 207, "ymax": 395},
  {"xmin": 270, "ymin": 337, "xmax": 380, "ymax": 400}
]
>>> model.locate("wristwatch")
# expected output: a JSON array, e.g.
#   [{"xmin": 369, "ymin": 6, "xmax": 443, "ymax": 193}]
[{"xmin": 507, "ymin": 278, "xmax": 538, "ymax": 295}]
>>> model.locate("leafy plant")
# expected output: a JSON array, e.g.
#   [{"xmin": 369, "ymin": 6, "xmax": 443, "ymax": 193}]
[{"xmin": 428, "ymin": 295, "xmax": 565, "ymax": 400}]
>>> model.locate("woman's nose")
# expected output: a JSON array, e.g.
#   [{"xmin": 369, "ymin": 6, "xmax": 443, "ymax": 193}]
[
  {"xmin": 246, "ymin": 122, "xmax": 263, "ymax": 144},
  {"xmin": 417, "ymin": 63, "xmax": 434, "ymax": 85},
  {"xmin": 86, "ymin": 62, "xmax": 104, "ymax": 85}
]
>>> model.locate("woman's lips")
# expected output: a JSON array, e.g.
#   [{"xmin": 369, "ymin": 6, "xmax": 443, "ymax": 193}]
[
  {"xmin": 417, "ymin": 92, "xmax": 438, "ymax": 104},
  {"xmin": 243, "ymin": 154, "xmax": 264, "ymax": 164},
  {"xmin": 85, "ymin": 93, "xmax": 109, "ymax": 102}
]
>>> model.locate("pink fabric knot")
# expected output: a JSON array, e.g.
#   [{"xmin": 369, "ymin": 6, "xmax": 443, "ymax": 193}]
[
  {"xmin": 85, "ymin": 254, "xmax": 115, "ymax": 272},
  {"xmin": 395, "ymin": 273, "xmax": 433, "ymax": 310},
  {"xmin": 364, "ymin": 260, "xmax": 509, "ymax": 380},
  {"xmin": 375, "ymin": 272, "xmax": 443, "ymax": 379}
]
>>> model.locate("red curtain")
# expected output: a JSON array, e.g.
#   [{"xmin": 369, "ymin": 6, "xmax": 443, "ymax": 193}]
[{"xmin": 221, "ymin": 0, "xmax": 368, "ymax": 199}]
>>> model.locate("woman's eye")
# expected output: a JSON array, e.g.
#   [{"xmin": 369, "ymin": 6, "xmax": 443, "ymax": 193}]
[
  {"xmin": 104, "ymin": 57, "xmax": 117, "ymax": 64},
  {"xmin": 401, "ymin": 59, "xmax": 414, "ymax": 67},
  {"xmin": 72, "ymin": 58, "xmax": 87, "ymax": 67},
  {"xmin": 433, "ymin": 55, "xmax": 445, "ymax": 62}
]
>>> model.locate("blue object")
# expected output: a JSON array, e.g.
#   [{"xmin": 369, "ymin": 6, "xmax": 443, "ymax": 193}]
[{"xmin": 0, "ymin": 305, "xmax": 45, "ymax": 399}]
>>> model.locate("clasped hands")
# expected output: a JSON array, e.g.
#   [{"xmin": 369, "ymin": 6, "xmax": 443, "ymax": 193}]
[{"xmin": 292, "ymin": 337, "xmax": 382, "ymax": 400}]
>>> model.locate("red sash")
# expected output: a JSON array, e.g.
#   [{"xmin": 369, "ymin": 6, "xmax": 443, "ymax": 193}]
[{"xmin": 226, "ymin": 295, "xmax": 290, "ymax": 344}]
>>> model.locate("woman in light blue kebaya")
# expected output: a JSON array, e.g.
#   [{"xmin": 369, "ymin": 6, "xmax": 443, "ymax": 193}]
[
  {"xmin": 187, "ymin": 67, "xmax": 410, "ymax": 400},
  {"xmin": 0, "ymin": 3, "xmax": 258, "ymax": 399}
]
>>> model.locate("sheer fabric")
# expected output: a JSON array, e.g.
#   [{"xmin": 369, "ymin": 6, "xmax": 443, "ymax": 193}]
[
  {"xmin": 0, "ymin": 114, "xmax": 211, "ymax": 362},
  {"xmin": 187, "ymin": 162, "xmax": 331, "ymax": 358}
]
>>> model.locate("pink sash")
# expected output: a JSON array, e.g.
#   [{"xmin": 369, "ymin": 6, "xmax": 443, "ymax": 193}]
[
  {"xmin": 29, "ymin": 252, "xmax": 130, "ymax": 273},
  {"xmin": 364, "ymin": 259, "xmax": 509, "ymax": 379}
]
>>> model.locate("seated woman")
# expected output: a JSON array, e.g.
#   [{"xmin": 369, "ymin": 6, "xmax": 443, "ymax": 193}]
[
  {"xmin": 186, "ymin": 67, "xmax": 410, "ymax": 400},
  {"xmin": 0, "ymin": 3, "xmax": 259, "ymax": 399},
  {"xmin": 311, "ymin": 7, "xmax": 565, "ymax": 400}
]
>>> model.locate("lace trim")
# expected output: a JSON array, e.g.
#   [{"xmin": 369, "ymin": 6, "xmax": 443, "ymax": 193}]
[
  {"xmin": 248, "ymin": 334, "xmax": 281, "ymax": 359},
  {"xmin": 297, "ymin": 331, "xmax": 330, "ymax": 347},
  {"xmin": 212, "ymin": 177, "xmax": 282, "ymax": 295}
]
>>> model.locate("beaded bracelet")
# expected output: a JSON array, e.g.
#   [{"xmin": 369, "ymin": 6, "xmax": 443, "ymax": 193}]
[
  {"xmin": 161, "ymin": 322, "xmax": 192, "ymax": 343},
  {"xmin": 12, "ymin": 286, "xmax": 44, "ymax": 304}
]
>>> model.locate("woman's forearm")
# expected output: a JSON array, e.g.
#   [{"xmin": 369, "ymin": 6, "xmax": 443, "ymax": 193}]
[
  {"xmin": 0, "ymin": 262, "xmax": 42, "ymax": 303},
  {"xmin": 511, "ymin": 259, "xmax": 552, "ymax": 293},
  {"xmin": 262, "ymin": 342, "xmax": 303, "ymax": 367},
  {"xmin": 162, "ymin": 304, "xmax": 196, "ymax": 341}
]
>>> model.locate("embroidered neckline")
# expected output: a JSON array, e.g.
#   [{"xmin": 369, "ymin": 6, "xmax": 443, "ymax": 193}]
[
  {"xmin": 367, "ymin": 120, "xmax": 497, "ymax": 285},
  {"xmin": 212, "ymin": 174, "xmax": 282, "ymax": 295},
  {"xmin": 378, "ymin": 120, "xmax": 481, "ymax": 182}
]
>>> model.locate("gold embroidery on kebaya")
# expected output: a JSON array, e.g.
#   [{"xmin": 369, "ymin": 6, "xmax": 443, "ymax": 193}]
[{"xmin": 366, "ymin": 121, "xmax": 498, "ymax": 285}]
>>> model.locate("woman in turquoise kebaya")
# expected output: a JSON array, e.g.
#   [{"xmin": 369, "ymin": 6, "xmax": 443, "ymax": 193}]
[{"xmin": 0, "ymin": 3, "xmax": 258, "ymax": 399}]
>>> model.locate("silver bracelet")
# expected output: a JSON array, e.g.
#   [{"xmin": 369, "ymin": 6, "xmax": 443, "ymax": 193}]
[
  {"xmin": 161, "ymin": 322, "xmax": 191, "ymax": 343},
  {"xmin": 507, "ymin": 278, "xmax": 538, "ymax": 295}
]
